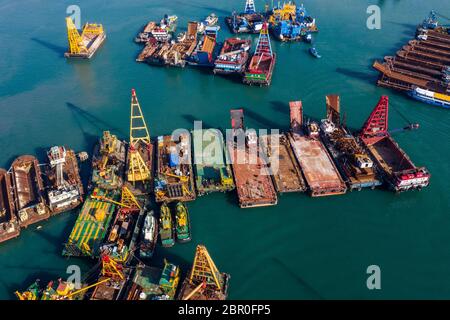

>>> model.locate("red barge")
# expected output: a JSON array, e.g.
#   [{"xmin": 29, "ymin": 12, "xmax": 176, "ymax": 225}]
[{"xmin": 359, "ymin": 96, "xmax": 430, "ymax": 192}]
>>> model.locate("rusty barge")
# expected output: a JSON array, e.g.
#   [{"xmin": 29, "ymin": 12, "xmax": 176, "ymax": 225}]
[
  {"xmin": 359, "ymin": 96, "xmax": 430, "ymax": 192},
  {"xmin": 319, "ymin": 96, "xmax": 382, "ymax": 191},
  {"xmin": 288, "ymin": 101, "xmax": 347, "ymax": 197},
  {"xmin": 45, "ymin": 146, "xmax": 84, "ymax": 215},
  {"xmin": 228, "ymin": 109, "xmax": 277, "ymax": 208},
  {"xmin": 10, "ymin": 155, "xmax": 50, "ymax": 228},
  {"xmin": 0, "ymin": 169, "xmax": 20, "ymax": 243},
  {"xmin": 154, "ymin": 133, "xmax": 196, "ymax": 203},
  {"xmin": 259, "ymin": 133, "xmax": 307, "ymax": 193},
  {"xmin": 372, "ymin": 12, "xmax": 450, "ymax": 108}
]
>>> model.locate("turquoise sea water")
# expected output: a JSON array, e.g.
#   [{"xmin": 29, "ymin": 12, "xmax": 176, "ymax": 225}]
[{"xmin": 0, "ymin": 0, "xmax": 449, "ymax": 299}]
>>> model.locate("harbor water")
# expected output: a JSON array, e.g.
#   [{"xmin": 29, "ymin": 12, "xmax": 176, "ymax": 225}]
[{"xmin": 0, "ymin": 0, "xmax": 449, "ymax": 299}]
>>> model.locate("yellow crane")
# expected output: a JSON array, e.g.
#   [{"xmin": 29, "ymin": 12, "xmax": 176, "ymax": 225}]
[
  {"xmin": 128, "ymin": 89, "xmax": 152, "ymax": 183},
  {"xmin": 91, "ymin": 186, "xmax": 141, "ymax": 210},
  {"xmin": 66, "ymin": 16, "xmax": 104, "ymax": 56},
  {"xmin": 189, "ymin": 245, "xmax": 223, "ymax": 291}
]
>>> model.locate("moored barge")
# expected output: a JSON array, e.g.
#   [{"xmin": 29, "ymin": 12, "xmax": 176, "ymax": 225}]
[
  {"xmin": 288, "ymin": 101, "xmax": 347, "ymax": 197},
  {"xmin": 319, "ymin": 96, "xmax": 382, "ymax": 191},
  {"xmin": 228, "ymin": 109, "xmax": 277, "ymax": 208},
  {"xmin": 0, "ymin": 169, "xmax": 20, "ymax": 243},
  {"xmin": 186, "ymin": 28, "xmax": 219, "ymax": 67},
  {"xmin": 213, "ymin": 38, "xmax": 251, "ymax": 75},
  {"xmin": 244, "ymin": 23, "xmax": 276, "ymax": 86},
  {"xmin": 259, "ymin": 133, "xmax": 307, "ymax": 193},
  {"xmin": 45, "ymin": 146, "xmax": 84, "ymax": 215},
  {"xmin": 359, "ymin": 96, "xmax": 430, "ymax": 192},
  {"xmin": 225, "ymin": 0, "xmax": 264, "ymax": 34},
  {"xmin": 11, "ymin": 155, "xmax": 50, "ymax": 228},
  {"xmin": 192, "ymin": 128, "xmax": 235, "ymax": 195},
  {"xmin": 125, "ymin": 261, "xmax": 180, "ymax": 300},
  {"xmin": 65, "ymin": 17, "xmax": 106, "ymax": 59},
  {"xmin": 154, "ymin": 133, "xmax": 196, "ymax": 203}
]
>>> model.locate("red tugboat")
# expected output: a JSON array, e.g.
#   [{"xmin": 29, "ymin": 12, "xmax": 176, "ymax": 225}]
[
  {"xmin": 359, "ymin": 96, "xmax": 430, "ymax": 192},
  {"xmin": 243, "ymin": 23, "xmax": 276, "ymax": 86}
]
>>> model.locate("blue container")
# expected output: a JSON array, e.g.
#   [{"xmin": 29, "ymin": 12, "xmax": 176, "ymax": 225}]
[{"xmin": 169, "ymin": 153, "xmax": 179, "ymax": 167}]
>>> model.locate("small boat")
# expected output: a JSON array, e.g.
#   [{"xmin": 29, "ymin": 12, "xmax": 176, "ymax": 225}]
[
  {"xmin": 303, "ymin": 33, "xmax": 312, "ymax": 43},
  {"xmin": 140, "ymin": 210, "xmax": 158, "ymax": 259},
  {"xmin": 204, "ymin": 13, "xmax": 219, "ymax": 27},
  {"xmin": 309, "ymin": 47, "xmax": 321, "ymax": 58},
  {"xmin": 175, "ymin": 202, "xmax": 191, "ymax": 243},
  {"xmin": 159, "ymin": 203, "xmax": 174, "ymax": 248}
]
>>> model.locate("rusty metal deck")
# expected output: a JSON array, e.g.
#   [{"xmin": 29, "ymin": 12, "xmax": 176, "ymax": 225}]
[
  {"xmin": 260, "ymin": 133, "xmax": 307, "ymax": 193},
  {"xmin": 288, "ymin": 133, "xmax": 346, "ymax": 197}
]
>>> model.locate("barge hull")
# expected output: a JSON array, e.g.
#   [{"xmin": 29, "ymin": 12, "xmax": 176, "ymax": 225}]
[{"xmin": 0, "ymin": 169, "xmax": 20, "ymax": 243}]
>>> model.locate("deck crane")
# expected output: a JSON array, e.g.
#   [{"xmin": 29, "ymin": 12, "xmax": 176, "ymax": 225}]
[
  {"xmin": 15, "ymin": 255, "xmax": 124, "ymax": 300},
  {"xmin": 179, "ymin": 245, "xmax": 229, "ymax": 300},
  {"xmin": 91, "ymin": 186, "xmax": 141, "ymax": 210},
  {"xmin": 127, "ymin": 89, "xmax": 152, "ymax": 183}
]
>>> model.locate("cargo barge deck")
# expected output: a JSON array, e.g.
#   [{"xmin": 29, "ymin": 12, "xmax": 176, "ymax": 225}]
[
  {"xmin": 154, "ymin": 133, "xmax": 196, "ymax": 203},
  {"xmin": 359, "ymin": 96, "xmax": 430, "ymax": 192},
  {"xmin": 213, "ymin": 38, "xmax": 251, "ymax": 75},
  {"xmin": 243, "ymin": 23, "xmax": 276, "ymax": 86},
  {"xmin": 259, "ymin": 133, "xmax": 307, "ymax": 193},
  {"xmin": 11, "ymin": 155, "xmax": 50, "ymax": 228},
  {"xmin": 45, "ymin": 146, "xmax": 84, "ymax": 216},
  {"xmin": 0, "ymin": 169, "xmax": 20, "ymax": 243},
  {"xmin": 320, "ymin": 96, "xmax": 382, "ymax": 191},
  {"xmin": 228, "ymin": 109, "xmax": 277, "ymax": 208},
  {"xmin": 288, "ymin": 101, "xmax": 347, "ymax": 197},
  {"xmin": 192, "ymin": 128, "xmax": 235, "ymax": 196}
]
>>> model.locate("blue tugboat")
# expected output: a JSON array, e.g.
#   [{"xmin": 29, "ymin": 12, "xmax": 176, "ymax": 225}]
[{"xmin": 309, "ymin": 47, "xmax": 321, "ymax": 58}]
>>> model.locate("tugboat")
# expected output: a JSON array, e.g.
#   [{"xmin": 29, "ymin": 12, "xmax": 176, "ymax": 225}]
[
  {"xmin": 309, "ymin": 47, "xmax": 321, "ymax": 58},
  {"xmin": 175, "ymin": 202, "xmax": 191, "ymax": 243},
  {"xmin": 140, "ymin": 209, "xmax": 158, "ymax": 259},
  {"xmin": 159, "ymin": 203, "xmax": 174, "ymax": 248}
]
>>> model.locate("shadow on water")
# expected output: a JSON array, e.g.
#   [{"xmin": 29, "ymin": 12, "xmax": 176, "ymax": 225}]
[
  {"xmin": 335, "ymin": 67, "xmax": 378, "ymax": 84},
  {"xmin": 245, "ymin": 108, "xmax": 282, "ymax": 129},
  {"xmin": 181, "ymin": 114, "xmax": 217, "ymax": 130},
  {"xmin": 66, "ymin": 102, "xmax": 126, "ymax": 137},
  {"xmin": 31, "ymin": 37, "xmax": 66, "ymax": 56},
  {"xmin": 270, "ymin": 100, "xmax": 289, "ymax": 115},
  {"xmin": 272, "ymin": 257, "xmax": 325, "ymax": 300},
  {"xmin": 152, "ymin": 247, "xmax": 192, "ymax": 281}
]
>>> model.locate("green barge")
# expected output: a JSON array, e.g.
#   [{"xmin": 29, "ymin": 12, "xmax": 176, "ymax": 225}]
[{"xmin": 192, "ymin": 128, "xmax": 234, "ymax": 196}]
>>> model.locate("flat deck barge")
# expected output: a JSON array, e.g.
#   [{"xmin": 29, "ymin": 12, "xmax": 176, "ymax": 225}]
[
  {"xmin": 45, "ymin": 146, "xmax": 84, "ymax": 216},
  {"xmin": 154, "ymin": 133, "xmax": 196, "ymax": 203},
  {"xmin": 320, "ymin": 96, "xmax": 382, "ymax": 191},
  {"xmin": 259, "ymin": 133, "xmax": 307, "ymax": 193},
  {"xmin": 11, "ymin": 155, "xmax": 50, "ymax": 228},
  {"xmin": 228, "ymin": 109, "xmax": 277, "ymax": 208},
  {"xmin": 63, "ymin": 194, "xmax": 118, "ymax": 258},
  {"xmin": 288, "ymin": 101, "xmax": 347, "ymax": 197},
  {"xmin": 192, "ymin": 128, "xmax": 235, "ymax": 195},
  {"xmin": 359, "ymin": 96, "xmax": 430, "ymax": 192},
  {"xmin": 0, "ymin": 169, "xmax": 20, "ymax": 243}
]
